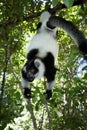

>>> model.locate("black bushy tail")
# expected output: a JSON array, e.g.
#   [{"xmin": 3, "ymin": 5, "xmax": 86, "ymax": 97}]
[{"xmin": 48, "ymin": 16, "xmax": 87, "ymax": 55}]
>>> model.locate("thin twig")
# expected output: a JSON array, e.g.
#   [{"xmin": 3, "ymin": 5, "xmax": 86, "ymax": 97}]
[
  {"xmin": 43, "ymin": 95, "xmax": 52, "ymax": 130},
  {"xmin": 83, "ymin": 90, "xmax": 87, "ymax": 130},
  {"xmin": 38, "ymin": 109, "xmax": 44, "ymax": 130},
  {"xmin": 9, "ymin": 60, "xmax": 20, "ymax": 82},
  {"xmin": 27, "ymin": 99, "xmax": 38, "ymax": 130},
  {"xmin": 43, "ymin": 79, "xmax": 52, "ymax": 130},
  {"xmin": 0, "ymin": 29, "xmax": 9, "ymax": 126},
  {"xmin": 1, "ymin": 29, "xmax": 9, "ymax": 98}
]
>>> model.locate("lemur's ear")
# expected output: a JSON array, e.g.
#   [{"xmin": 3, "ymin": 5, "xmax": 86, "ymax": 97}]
[
  {"xmin": 34, "ymin": 59, "xmax": 41, "ymax": 68},
  {"xmin": 47, "ymin": 8, "xmax": 56, "ymax": 15}
]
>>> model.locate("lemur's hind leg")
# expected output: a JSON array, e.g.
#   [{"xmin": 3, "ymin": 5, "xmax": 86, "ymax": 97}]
[{"xmin": 43, "ymin": 52, "xmax": 56, "ymax": 99}]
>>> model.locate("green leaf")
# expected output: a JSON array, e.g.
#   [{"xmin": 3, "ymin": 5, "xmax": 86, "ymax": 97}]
[
  {"xmin": 64, "ymin": 0, "xmax": 74, "ymax": 7},
  {"xmin": 52, "ymin": 0, "xmax": 58, "ymax": 7},
  {"xmin": 15, "ymin": 92, "xmax": 21, "ymax": 100}
]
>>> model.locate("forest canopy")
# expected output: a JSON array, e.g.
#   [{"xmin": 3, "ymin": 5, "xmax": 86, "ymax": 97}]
[{"xmin": 0, "ymin": 0, "xmax": 87, "ymax": 130}]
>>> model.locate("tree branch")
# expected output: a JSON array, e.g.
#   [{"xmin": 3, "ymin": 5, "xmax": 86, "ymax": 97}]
[
  {"xmin": 27, "ymin": 99, "xmax": 38, "ymax": 130},
  {"xmin": 1, "ymin": 30, "xmax": 9, "ymax": 98},
  {"xmin": 48, "ymin": 0, "xmax": 87, "ymax": 14},
  {"xmin": 0, "ymin": 33, "xmax": 9, "ymax": 125},
  {"xmin": 9, "ymin": 60, "xmax": 20, "ymax": 82},
  {"xmin": 38, "ymin": 109, "xmax": 44, "ymax": 130},
  {"xmin": 43, "ymin": 79, "xmax": 52, "ymax": 130},
  {"xmin": 0, "ymin": 0, "xmax": 87, "ymax": 28},
  {"xmin": 83, "ymin": 90, "xmax": 87, "ymax": 130},
  {"xmin": 43, "ymin": 95, "xmax": 52, "ymax": 130}
]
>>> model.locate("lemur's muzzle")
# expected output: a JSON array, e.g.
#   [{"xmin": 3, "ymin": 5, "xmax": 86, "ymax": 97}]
[{"xmin": 27, "ymin": 71, "xmax": 35, "ymax": 82}]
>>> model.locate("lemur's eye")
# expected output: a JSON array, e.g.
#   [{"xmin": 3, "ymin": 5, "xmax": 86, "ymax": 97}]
[{"xmin": 30, "ymin": 69, "xmax": 35, "ymax": 73}]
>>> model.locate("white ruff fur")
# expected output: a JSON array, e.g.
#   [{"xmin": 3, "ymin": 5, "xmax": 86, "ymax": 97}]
[
  {"xmin": 47, "ymin": 79, "xmax": 55, "ymax": 90},
  {"xmin": 40, "ymin": 11, "xmax": 51, "ymax": 23},
  {"xmin": 40, "ymin": 11, "xmax": 58, "ymax": 37},
  {"xmin": 21, "ymin": 77, "xmax": 29, "ymax": 88},
  {"xmin": 27, "ymin": 31, "xmax": 58, "ymax": 61},
  {"xmin": 34, "ymin": 59, "xmax": 45, "ymax": 79}
]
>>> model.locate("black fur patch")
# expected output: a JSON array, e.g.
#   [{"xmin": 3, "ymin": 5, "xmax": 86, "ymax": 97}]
[
  {"xmin": 47, "ymin": 21, "xmax": 56, "ymax": 29},
  {"xmin": 22, "ymin": 49, "xmax": 39, "ymax": 82},
  {"xmin": 79, "ymin": 41, "xmax": 87, "ymax": 55},
  {"xmin": 24, "ymin": 88, "xmax": 32, "ymax": 99},
  {"xmin": 27, "ymin": 49, "xmax": 38, "ymax": 61},
  {"xmin": 22, "ymin": 68, "xmax": 27, "ymax": 80},
  {"xmin": 26, "ymin": 60, "xmax": 37, "ymax": 73},
  {"xmin": 84, "ymin": 55, "xmax": 87, "ymax": 61},
  {"xmin": 42, "ymin": 52, "xmax": 56, "ymax": 82},
  {"xmin": 22, "ymin": 60, "xmax": 38, "ymax": 82},
  {"xmin": 44, "ymin": 90, "xmax": 52, "ymax": 99},
  {"xmin": 37, "ymin": 22, "xmax": 42, "ymax": 30}
]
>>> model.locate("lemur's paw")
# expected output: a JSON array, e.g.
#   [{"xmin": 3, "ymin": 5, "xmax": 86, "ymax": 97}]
[
  {"xmin": 44, "ymin": 90, "xmax": 52, "ymax": 99},
  {"xmin": 24, "ymin": 88, "xmax": 32, "ymax": 99}
]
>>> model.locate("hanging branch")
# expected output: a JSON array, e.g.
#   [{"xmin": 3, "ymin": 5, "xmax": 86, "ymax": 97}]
[
  {"xmin": 43, "ymin": 79, "xmax": 52, "ymax": 130},
  {"xmin": 43, "ymin": 95, "xmax": 52, "ymax": 130},
  {"xmin": 1, "ymin": 64, "xmax": 7, "ymax": 97},
  {"xmin": 38, "ymin": 109, "xmax": 44, "ymax": 130},
  {"xmin": 83, "ymin": 90, "xmax": 87, "ymax": 130},
  {"xmin": 0, "ymin": 30, "xmax": 9, "ymax": 126},
  {"xmin": 1, "ymin": 29, "xmax": 9, "ymax": 98},
  {"xmin": 0, "ymin": 0, "xmax": 87, "ymax": 28},
  {"xmin": 9, "ymin": 60, "xmax": 20, "ymax": 82},
  {"xmin": 27, "ymin": 99, "xmax": 38, "ymax": 130}
]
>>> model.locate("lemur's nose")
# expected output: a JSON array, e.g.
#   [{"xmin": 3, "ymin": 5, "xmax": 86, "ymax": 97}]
[{"xmin": 27, "ymin": 72, "xmax": 35, "ymax": 82}]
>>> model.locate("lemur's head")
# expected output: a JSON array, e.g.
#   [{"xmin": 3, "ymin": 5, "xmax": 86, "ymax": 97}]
[{"xmin": 22, "ymin": 58, "xmax": 45, "ymax": 82}]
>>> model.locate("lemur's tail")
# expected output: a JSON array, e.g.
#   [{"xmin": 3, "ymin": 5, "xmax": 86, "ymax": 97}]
[{"xmin": 48, "ymin": 15, "xmax": 87, "ymax": 55}]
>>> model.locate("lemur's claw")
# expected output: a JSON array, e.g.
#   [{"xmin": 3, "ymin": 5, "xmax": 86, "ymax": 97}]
[
  {"xmin": 24, "ymin": 88, "xmax": 32, "ymax": 99},
  {"xmin": 44, "ymin": 90, "xmax": 52, "ymax": 99}
]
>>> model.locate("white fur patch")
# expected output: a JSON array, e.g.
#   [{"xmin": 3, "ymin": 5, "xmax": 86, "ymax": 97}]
[
  {"xmin": 34, "ymin": 58, "xmax": 41, "ymax": 68},
  {"xmin": 40, "ymin": 11, "xmax": 51, "ymax": 23},
  {"xmin": 26, "ymin": 11, "xmax": 58, "ymax": 67},
  {"xmin": 21, "ymin": 77, "xmax": 29, "ymax": 88},
  {"xmin": 27, "ymin": 31, "xmax": 58, "ymax": 60},
  {"xmin": 40, "ymin": 11, "xmax": 58, "ymax": 37},
  {"xmin": 47, "ymin": 79, "xmax": 55, "ymax": 90},
  {"xmin": 34, "ymin": 59, "xmax": 45, "ymax": 79},
  {"xmin": 23, "ymin": 66, "xmax": 26, "ymax": 72}
]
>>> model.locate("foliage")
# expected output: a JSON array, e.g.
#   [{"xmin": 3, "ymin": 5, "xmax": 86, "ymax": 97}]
[
  {"xmin": 0, "ymin": 0, "xmax": 87, "ymax": 130},
  {"xmin": 64, "ymin": 0, "xmax": 75, "ymax": 7}
]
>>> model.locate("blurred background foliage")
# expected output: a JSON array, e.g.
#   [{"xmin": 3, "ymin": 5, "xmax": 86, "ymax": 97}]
[{"xmin": 0, "ymin": 0, "xmax": 87, "ymax": 130}]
